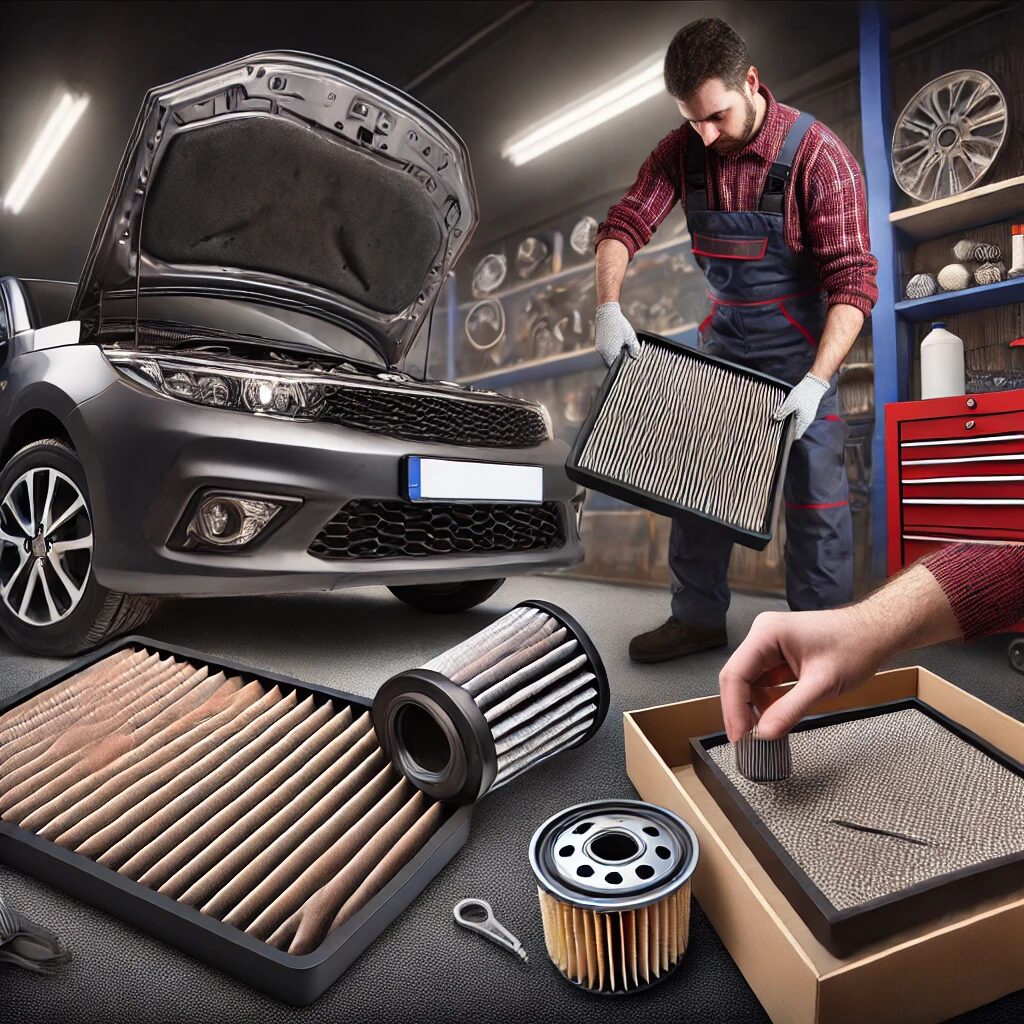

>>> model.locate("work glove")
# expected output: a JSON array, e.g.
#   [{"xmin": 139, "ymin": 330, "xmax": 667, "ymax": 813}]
[
  {"xmin": 774, "ymin": 372, "xmax": 829, "ymax": 440},
  {"xmin": 595, "ymin": 302, "xmax": 641, "ymax": 367}
]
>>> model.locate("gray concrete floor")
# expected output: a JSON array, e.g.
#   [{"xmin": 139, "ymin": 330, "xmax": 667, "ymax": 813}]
[{"xmin": 2, "ymin": 575, "xmax": 1022, "ymax": 1023}]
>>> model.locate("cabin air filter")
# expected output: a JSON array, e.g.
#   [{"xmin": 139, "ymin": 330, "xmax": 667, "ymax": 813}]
[
  {"xmin": 529, "ymin": 800, "xmax": 699, "ymax": 995},
  {"xmin": 566, "ymin": 333, "xmax": 795, "ymax": 549},
  {"xmin": 372, "ymin": 601, "xmax": 609, "ymax": 805}
]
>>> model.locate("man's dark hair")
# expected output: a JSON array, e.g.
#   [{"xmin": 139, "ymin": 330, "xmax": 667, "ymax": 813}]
[{"xmin": 664, "ymin": 18, "xmax": 752, "ymax": 98}]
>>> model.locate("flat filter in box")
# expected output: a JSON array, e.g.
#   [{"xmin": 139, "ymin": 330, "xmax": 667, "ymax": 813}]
[
  {"xmin": 529, "ymin": 800, "xmax": 699, "ymax": 995},
  {"xmin": 692, "ymin": 700, "xmax": 1024, "ymax": 955},
  {"xmin": 373, "ymin": 601, "xmax": 608, "ymax": 804},
  {"xmin": 566, "ymin": 334, "xmax": 794, "ymax": 548},
  {"xmin": 0, "ymin": 638, "xmax": 472, "ymax": 1005}
]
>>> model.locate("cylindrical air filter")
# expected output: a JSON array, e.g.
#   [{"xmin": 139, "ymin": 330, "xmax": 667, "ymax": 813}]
[
  {"xmin": 734, "ymin": 724, "xmax": 792, "ymax": 782},
  {"xmin": 372, "ymin": 602, "xmax": 608, "ymax": 805},
  {"xmin": 530, "ymin": 800, "xmax": 699, "ymax": 995}
]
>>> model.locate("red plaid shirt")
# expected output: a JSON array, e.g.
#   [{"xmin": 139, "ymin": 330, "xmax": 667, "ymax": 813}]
[
  {"xmin": 596, "ymin": 86, "xmax": 879, "ymax": 315},
  {"xmin": 922, "ymin": 543, "xmax": 1024, "ymax": 643}
]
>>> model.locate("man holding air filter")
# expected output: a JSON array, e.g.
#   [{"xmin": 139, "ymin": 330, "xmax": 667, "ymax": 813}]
[{"xmin": 593, "ymin": 18, "xmax": 878, "ymax": 663}]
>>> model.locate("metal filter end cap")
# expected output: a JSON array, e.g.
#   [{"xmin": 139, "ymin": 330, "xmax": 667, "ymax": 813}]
[{"xmin": 530, "ymin": 800, "xmax": 699, "ymax": 911}]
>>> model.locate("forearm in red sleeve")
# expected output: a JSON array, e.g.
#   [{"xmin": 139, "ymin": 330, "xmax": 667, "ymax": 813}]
[
  {"xmin": 920, "ymin": 543, "xmax": 1024, "ymax": 643},
  {"xmin": 798, "ymin": 126, "xmax": 878, "ymax": 316},
  {"xmin": 595, "ymin": 130, "xmax": 681, "ymax": 260}
]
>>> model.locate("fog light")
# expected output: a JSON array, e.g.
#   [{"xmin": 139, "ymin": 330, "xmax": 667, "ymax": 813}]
[{"xmin": 189, "ymin": 495, "xmax": 281, "ymax": 548}]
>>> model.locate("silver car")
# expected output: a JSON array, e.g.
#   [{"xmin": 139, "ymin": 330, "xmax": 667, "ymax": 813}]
[{"xmin": 0, "ymin": 52, "xmax": 584, "ymax": 655}]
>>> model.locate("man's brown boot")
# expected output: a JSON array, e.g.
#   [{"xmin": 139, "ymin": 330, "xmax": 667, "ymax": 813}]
[{"xmin": 628, "ymin": 617, "xmax": 728, "ymax": 663}]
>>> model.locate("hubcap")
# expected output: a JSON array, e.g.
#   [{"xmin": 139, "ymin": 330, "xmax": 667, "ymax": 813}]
[{"xmin": 0, "ymin": 466, "xmax": 93, "ymax": 627}]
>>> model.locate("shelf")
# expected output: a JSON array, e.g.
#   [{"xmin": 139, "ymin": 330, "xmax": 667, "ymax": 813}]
[
  {"xmin": 894, "ymin": 276, "xmax": 1024, "ymax": 322},
  {"xmin": 458, "ymin": 231, "xmax": 691, "ymax": 310},
  {"xmin": 889, "ymin": 174, "xmax": 1024, "ymax": 245},
  {"xmin": 460, "ymin": 324, "xmax": 699, "ymax": 389}
]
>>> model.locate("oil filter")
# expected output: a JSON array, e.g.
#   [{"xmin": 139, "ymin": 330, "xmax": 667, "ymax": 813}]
[
  {"xmin": 530, "ymin": 800, "xmax": 699, "ymax": 994},
  {"xmin": 372, "ymin": 601, "xmax": 608, "ymax": 805},
  {"xmin": 566, "ymin": 334, "xmax": 794, "ymax": 549}
]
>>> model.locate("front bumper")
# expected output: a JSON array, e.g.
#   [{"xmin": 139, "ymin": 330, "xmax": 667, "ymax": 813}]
[{"xmin": 67, "ymin": 377, "xmax": 584, "ymax": 596}]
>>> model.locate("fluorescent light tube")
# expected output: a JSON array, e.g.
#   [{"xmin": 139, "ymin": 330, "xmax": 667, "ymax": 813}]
[
  {"xmin": 503, "ymin": 54, "xmax": 663, "ymax": 166},
  {"xmin": 3, "ymin": 90, "xmax": 90, "ymax": 214}
]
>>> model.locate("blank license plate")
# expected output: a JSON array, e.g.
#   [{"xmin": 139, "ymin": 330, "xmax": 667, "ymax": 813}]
[{"xmin": 406, "ymin": 457, "xmax": 543, "ymax": 503}]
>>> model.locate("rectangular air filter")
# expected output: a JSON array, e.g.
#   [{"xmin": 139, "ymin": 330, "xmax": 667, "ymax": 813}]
[
  {"xmin": 0, "ymin": 637, "xmax": 471, "ymax": 1005},
  {"xmin": 691, "ymin": 699, "xmax": 1024, "ymax": 955},
  {"xmin": 566, "ymin": 334, "xmax": 794, "ymax": 548}
]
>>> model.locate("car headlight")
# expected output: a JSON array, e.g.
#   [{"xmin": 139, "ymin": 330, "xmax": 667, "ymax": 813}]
[{"xmin": 105, "ymin": 350, "xmax": 330, "ymax": 419}]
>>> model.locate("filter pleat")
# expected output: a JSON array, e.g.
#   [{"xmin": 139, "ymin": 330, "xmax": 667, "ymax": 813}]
[
  {"xmin": 482, "ymin": 654, "xmax": 589, "ymax": 724},
  {"xmin": 460, "ymin": 623, "xmax": 564, "ymax": 697},
  {"xmin": 123, "ymin": 699, "xmax": 337, "ymax": 882},
  {"xmin": 574, "ymin": 340, "xmax": 788, "ymax": 537},
  {"xmin": 173, "ymin": 719, "xmax": 382, "ymax": 907},
  {"xmin": 493, "ymin": 720, "xmax": 592, "ymax": 789},
  {"xmin": 69, "ymin": 686, "xmax": 294, "ymax": 858},
  {"xmin": 103, "ymin": 694, "xmax": 326, "ymax": 873},
  {"xmin": 20, "ymin": 673, "xmax": 246, "ymax": 835},
  {"xmin": 199, "ymin": 743, "xmax": 391, "ymax": 921},
  {"xmin": 472, "ymin": 636, "xmax": 577, "ymax": 709},
  {"xmin": 421, "ymin": 606, "xmax": 540, "ymax": 678},
  {"xmin": 328, "ymin": 799, "xmax": 445, "ymax": 931},
  {"xmin": 489, "ymin": 672, "xmax": 595, "ymax": 741},
  {"xmin": 237, "ymin": 772, "xmax": 408, "ymax": 939},
  {"xmin": 147, "ymin": 706, "xmax": 357, "ymax": 894},
  {"xmin": 493, "ymin": 689, "xmax": 598, "ymax": 756},
  {"xmin": 494, "ymin": 701, "xmax": 596, "ymax": 777}
]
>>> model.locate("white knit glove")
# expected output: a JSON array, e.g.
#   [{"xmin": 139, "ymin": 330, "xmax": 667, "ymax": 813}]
[
  {"xmin": 774, "ymin": 372, "xmax": 829, "ymax": 440},
  {"xmin": 595, "ymin": 302, "xmax": 641, "ymax": 367}
]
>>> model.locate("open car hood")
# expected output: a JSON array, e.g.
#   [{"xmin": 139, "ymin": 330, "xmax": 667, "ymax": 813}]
[{"xmin": 71, "ymin": 52, "xmax": 478, "ymax": 368}]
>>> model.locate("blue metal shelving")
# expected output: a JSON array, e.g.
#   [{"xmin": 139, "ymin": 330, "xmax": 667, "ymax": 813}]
[{"xmin": 894, "ymin": 277, "xmax": 1024, "ymax": 321}]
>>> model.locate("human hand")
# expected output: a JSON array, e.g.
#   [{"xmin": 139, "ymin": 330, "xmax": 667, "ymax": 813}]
[
  {"xmin": 595, "ymin": 302, "xmax": 641, "ymax": 367},
  {"xmin": 773, "ymin": 372, "xmax": 829, "ymax": 440},
  {"xmin": 717, "ymin": 607, "xmax": 890, "ymax": 742}
]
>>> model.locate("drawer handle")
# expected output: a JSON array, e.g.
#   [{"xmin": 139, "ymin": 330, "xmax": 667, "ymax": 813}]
[
  {"xmin": 903, "ymin": 498, "xmax": 1024, "ymax": 505},
  {"xmin": 903, "ymin": 533, "xmax": 1022, "ymax": 546},
  {"xmin": 965, "ymin": 420, "xmax": 975, "ymax": 430},
  {"xmin": 966, "ymin": 398, "xmax": 977, "ymax": 409},
  {"xmin": 901, "ymin": 433, "xmax": 1024, "ymax": 448}
]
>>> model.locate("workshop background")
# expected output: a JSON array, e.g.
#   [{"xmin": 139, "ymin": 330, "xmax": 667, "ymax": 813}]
[
  {"xmin": 1, "ymin": 2, "xmax": 1022, "ymax": 1023},
  {"xmin": 3, "ymin": 0, "xmax": 1021, "ymax": 603}
]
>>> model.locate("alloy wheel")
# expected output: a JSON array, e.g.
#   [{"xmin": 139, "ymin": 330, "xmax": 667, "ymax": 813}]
[{"xmin": 0, "ymin": 467, "xmax": 94, "ymax": 627}]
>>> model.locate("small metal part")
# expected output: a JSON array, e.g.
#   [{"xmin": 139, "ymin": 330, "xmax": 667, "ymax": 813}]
[
  {"xmin": 453, "ymin": 899, "xmax": 528, "ymax": 963},
  {"xmin": 829, "ymin": 819, "xmax": 932, "ymax": 847},
  {"xmin": 735, "ymin": 723, "xmax": 792, "ymax": 782}
]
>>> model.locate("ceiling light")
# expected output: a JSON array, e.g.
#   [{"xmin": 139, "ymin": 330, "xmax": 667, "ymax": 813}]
[
  {"xmin": 3, "ymin": 90, "xmax": 90, "ymax": 214},
  {"xmin": 502, "ymin": 54, "xmax": 663, "ymax": 166}
]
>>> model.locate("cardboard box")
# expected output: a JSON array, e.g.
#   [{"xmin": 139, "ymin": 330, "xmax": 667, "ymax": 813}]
[{"xmin": 624, "ymin": 667, "xmax": 1024, "ymax": 1024}]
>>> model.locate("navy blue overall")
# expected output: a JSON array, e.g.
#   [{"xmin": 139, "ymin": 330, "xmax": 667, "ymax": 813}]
[{"xmin": 669, "ymin": 113, "xmax": 853, "ymax": 628}]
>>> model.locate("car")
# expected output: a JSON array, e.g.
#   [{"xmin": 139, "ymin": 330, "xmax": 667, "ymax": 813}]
[{"xmin": 0, "ymin": 52, "xmax": 585, "ymax": 655}]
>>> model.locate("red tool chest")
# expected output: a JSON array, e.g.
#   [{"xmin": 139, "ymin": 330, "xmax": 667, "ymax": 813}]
[{"xmin": 886, "ymin": 388, "xmax": 1024, "ymax": 574}]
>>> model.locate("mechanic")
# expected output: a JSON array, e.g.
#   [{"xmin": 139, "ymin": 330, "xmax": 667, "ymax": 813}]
[{"xmin": 593, "ymin": 17, "xmax": 878, "ymax": 663}]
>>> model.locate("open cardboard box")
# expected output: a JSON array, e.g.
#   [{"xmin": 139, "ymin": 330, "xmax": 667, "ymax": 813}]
[{"xmin": 624, "ymin": 666, "xmax": 1024, "ymax": 1024}]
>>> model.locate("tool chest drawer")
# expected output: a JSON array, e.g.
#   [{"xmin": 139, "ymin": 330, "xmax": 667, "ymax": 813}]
[{"xmin": 886, "ymin": 390, "xmax": 1024, "ymax": 577}]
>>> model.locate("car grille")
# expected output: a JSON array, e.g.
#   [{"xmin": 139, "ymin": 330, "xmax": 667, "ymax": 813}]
[
  {"xmin": 308, "ymin": 500, "xmax": 564, "ymax": 560},
  {"xmin": 319, "ymin": 386, "xmax": 549, "ymax": 448}
]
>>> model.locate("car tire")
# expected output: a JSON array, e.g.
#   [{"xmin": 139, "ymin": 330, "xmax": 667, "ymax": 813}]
[
  {"xmin": 388, "ymin": 578, "xmax": 506, "ymax": 613},
  {"xmin": 0, "ymin": 439, "xmax": 158, "ymax": 656}
]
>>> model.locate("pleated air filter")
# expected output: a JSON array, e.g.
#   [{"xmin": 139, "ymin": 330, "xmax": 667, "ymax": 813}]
[
  {"xmin": 373, "ymin": 601, "xmax": 609, "ymax": 805},
  {"xmin": 566, "ymin": 334, "xmax": 795, "ymax": 549},
  {"xmin": 530, "ymin": 800, "xmax": 699, "ymax": 995},
  {"xmin": 0, "ymin": 638, "xmax": 472, "ymax": 1005}
]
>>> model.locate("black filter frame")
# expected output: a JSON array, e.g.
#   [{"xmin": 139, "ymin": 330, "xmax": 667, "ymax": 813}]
[
  {"xmin": 0, "ymin": 635, "xmax": 472, "ymax": 1006},
  {"xmin": 373, "ymin": 600, "xmax": 610, "ymax": 805},
  {"xmin": 565, "ymin": 332, "xmax": 795, "ymax": 550},
  {"xmin": 690, "ymin": 698, "xmax": 1024, "ymax": 957}
]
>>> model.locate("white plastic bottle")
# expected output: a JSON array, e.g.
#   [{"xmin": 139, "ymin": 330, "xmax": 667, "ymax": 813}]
[{"xmin": 920, "ymin": 321, "xmax": 965, "ymax": 399}]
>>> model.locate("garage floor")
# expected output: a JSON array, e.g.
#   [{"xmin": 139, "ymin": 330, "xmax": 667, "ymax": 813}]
[{"xmin": 2, "ymin": 575, "xmax": 1022, "ymax": 1023}]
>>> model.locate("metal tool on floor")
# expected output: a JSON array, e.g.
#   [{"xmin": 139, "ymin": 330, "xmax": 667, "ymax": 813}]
[{"xmin": 453, "ymin": 898, "xmax": 528, "ymax": 963}]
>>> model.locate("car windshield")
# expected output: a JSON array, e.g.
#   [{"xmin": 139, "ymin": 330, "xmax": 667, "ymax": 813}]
[{"xmin": 98, "ymin": 293, "xmax": 387, "ymax": 366}]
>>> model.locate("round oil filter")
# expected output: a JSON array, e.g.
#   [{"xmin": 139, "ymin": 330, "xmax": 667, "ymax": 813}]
[
  {"xmin": 530, "ymin": 800, "xmax": 699, "ymax": 995},
  {"xmin": 372, "ymin": 601, "xmax": 608, "ymax": 805}
]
